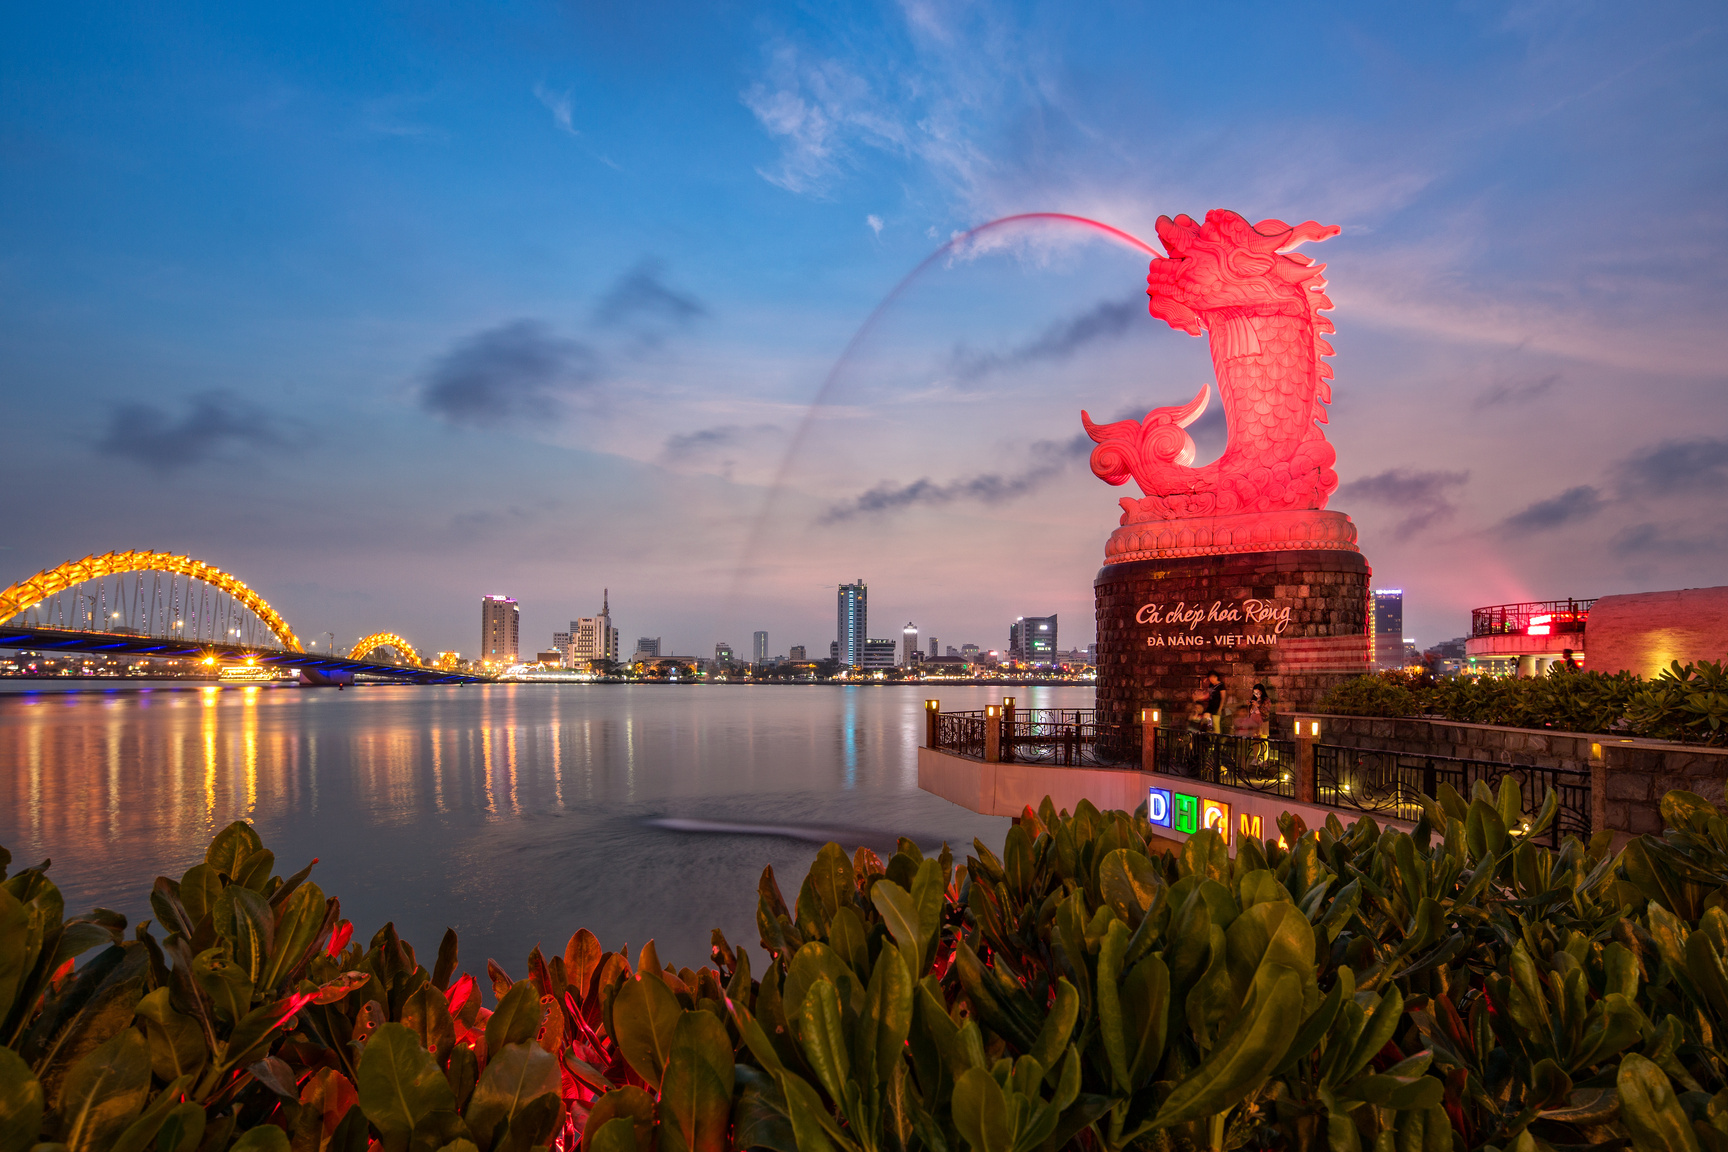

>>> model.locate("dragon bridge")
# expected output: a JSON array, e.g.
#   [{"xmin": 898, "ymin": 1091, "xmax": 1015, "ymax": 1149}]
[
  {"xmin": 0, "ymin": 550, "xmax": 303, "ymax": 651},
  {"xmin": 349, "ymin": 633, "xmax": 422, "ymax": 666}
]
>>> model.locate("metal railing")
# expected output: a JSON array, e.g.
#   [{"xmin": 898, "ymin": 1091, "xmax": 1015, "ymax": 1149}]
[
  {"xmin": 1470, "ymin": 598, "xmax": 1594, "ymax": 638},
  {"xmin": 1153, "ymin": 729, "xmax": 1298, "ymax": 798},
  {"xmin": 927, "ymin": 706, "xmax": 1595, "ymax": 844},
  {"xmin": 935, "ymin": 710, "xmax": 987, "ymax": 760},
  {"xmin": 1313, "ymin": 745, "xmax": 1590, "ymax": 846}
]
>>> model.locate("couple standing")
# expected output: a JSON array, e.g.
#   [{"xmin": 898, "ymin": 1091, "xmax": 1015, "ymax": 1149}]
[{"xmin": 1190, "ymin": 671, "xmax": 1271, "ymax": 738}]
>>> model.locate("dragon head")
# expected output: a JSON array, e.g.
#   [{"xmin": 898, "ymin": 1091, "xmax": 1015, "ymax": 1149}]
[{"xmin": 1146, "ymin": 210, "xmax": 1339, "ymax": 335}]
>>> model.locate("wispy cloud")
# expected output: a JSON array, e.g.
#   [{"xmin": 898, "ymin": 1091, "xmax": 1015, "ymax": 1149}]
[
  {"xmin": 95, "ymin": 391, "xmax": 300, "ymax": 473},
  {"xmin": 1338, "ymin": 468, "xmax": 1469, "ymax": 540},
  {"xmin": 1474, "ymin": 372, "xmax": 1561, "ymax": 410},
  {"xmin": 533, "ymin": 82, "xmax": 579, "ymax": 137},
  {"xmin": 594, "ymin": 261, "xmax": 706, "ymax": 330},
  {"xmin": 662, "ymin": 423, "xmax": 780, "ymax": 457},
  {"xmin": 820, "ymin": 434, "xmax": 1086, "ymax": 522},
  {"xmin": 420, "ymin": 320, "xmax": 601, "ymax": 427}
]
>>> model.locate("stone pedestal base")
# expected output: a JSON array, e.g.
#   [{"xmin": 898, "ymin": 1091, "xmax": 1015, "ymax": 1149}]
[
  {"xmin": 1095, "ymin": 549, "xmax": 1371, "ymax": 728},
  {"xmin": 1105, "ymin": 508, "xmax": 1359, "ymax": 563}
]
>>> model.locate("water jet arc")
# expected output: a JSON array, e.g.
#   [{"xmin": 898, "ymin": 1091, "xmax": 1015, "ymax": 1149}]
[{"xmin": 731, "ymin": 212, "xmax": 1158, "ymax": 598}]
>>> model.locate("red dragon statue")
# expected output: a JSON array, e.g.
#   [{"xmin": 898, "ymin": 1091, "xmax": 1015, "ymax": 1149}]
[{"xmin": 1082, "ymin": 209, "xmax": 1360, "ymax": 560}]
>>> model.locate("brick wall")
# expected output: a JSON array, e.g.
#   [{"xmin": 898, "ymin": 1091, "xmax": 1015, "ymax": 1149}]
[{"xmin": 1095, "ymin": 550, "xmax": 1370, "ymax": 727}]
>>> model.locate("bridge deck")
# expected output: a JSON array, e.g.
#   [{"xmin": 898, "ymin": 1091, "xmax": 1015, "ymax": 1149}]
[{"xmin": 0, "ymin": 626, "xmax": 489, "ymax": 684}]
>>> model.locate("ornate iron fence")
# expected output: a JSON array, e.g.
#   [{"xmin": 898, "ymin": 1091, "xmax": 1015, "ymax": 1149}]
[
  {"xmin": 934, "ymin": 710, "xmax": 987, "ymax": 760},
  {"xmin": 1152, "ymin": 729, "xmax": 1298, "ymax": 798},
  {"xmin": 1002, "ymin": 708, "xmax": 1138, "ymax": 768},
  {"xmin": 1313, "ymin": 745, "xmax": 1590, "ymax": 846}
]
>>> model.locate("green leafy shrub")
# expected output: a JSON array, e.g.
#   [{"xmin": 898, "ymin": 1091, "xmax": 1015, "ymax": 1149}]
[
  {"xmin": 5, "ymin": 784, "xmax": 1728, "ymax": 1152},
  {"xmin": 1317, "ymin": 659, "xmax": 1728, "ymax": 743}
]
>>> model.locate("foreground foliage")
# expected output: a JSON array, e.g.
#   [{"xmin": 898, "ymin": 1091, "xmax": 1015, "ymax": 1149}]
[
  {"xmin": 5, "ymin": 782, "xmax": 1728, "ymax": 1152},
  {"xmin": 1316, "ymin": 660, "xmax": 1728, "ymax": 744}
]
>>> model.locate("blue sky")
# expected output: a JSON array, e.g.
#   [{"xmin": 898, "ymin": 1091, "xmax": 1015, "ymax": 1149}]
[{"xmin": 2, "ymin": 0, "xmax": 1724, "ymax": 659}]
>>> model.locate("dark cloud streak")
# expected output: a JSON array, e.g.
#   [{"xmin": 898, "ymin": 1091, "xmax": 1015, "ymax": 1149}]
[
  {"xmin": 1498, "ymin": 486, "xmax": 1604, "ymax": 533},
  {"xmin": 95, "ymin": 390, "xmax": 298, "ymax": 473},
  {"xmin": 594, "ymin": 260, "xmax": 706, "ymax": 328},
  {"xmin": 1337, "ymin": 468, "xmax": 1469, "ymax": 540},
  {"xmin": 1617, "ymin": 437, "xmax": 1728, "ymax": 495},
  {"xmin": 821, "ymin": 435, "xmax": 1088, "ymax": 522},
  {"xmin": 420, "ymin": 320, "xmax": 600, "ymax": 427},
  {"xmin": 952, "ymin": 297, "xmax": 1141, "ymax": 381}
]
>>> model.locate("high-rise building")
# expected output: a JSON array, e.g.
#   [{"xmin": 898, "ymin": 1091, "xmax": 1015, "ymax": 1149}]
[
  {"xmin": 753, "ymin": 631, "xmax": 769, "ymax": 664},
  {"xmin": 481, "ymin": 595, "xmax": 519, "ymax": 666},
  {"xmin": 570, "ymin": 589, "xmax": 620, "ymax": 667},
  {"xmin": 961, "ymin": 644, "xmax": 979, "ymax": 659},
  {"xmin": 836, "ymin": 580, "xmax": 867, "ymax": 668},
  {"xmin": 1371, "ymin": 589, "xmax": 1405, "ymax": 670},
  {"xmin": 635, "ymin": 637, "xmax": 661, "ymax": 658},
  {"xmin": 863, "ymin": 638, "xmax": 897, "ymax": 669},
  {"xmin": 902, "ymin": 622, "xmax": 919, "ymax": 666},
  {"xmin": 552, "ymin": 631, "xmax": 572, "ymax": 667},
  {"xmin": 830, "ymin": 640, "xmax": 839, "ymax": 661},
  {"xmin": 928, "ymin": 637, "xmax": 939, "ymax": 659},
  {"xmin": 1009, "ymin": 615, "xmax": 1058, "ymax": 663},
  {"xmin": 715, "ymin": 642, "xmax": 735, "ymax": 666},
  {"xmin": 789, "ymin": 645, "xmax": 807, "ymax": 662}
]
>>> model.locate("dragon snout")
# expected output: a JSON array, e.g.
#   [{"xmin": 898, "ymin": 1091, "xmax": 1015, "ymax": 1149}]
[{"xmin": 1147, "ymin": 292, "xmax": 1204, "ymax": 337}]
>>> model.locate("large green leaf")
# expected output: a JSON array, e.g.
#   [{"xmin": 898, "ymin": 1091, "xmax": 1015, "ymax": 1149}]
[
  {"xmin": 1618, "ymin": 1053, "xmax": 1702, "ymax": 1152},
  {"xmin": 796, "ymin": 979, "xmax": 850, "ymax": 1105},
  {"xmin": 584, "ymin": 1087, "xmax": 655, "ymax": 1152},
  {"xmin": 357, "ymin": 1023, "xmax": 458, "ymax": 1152},
  {"xmin": 854, "ymin": 947, "xmax": 912, "ymax": 1090},
  {"xmin": 610, "ymin": 972, "xmax": 681, "ymax": 1086},
  {"xmin": 256, "ymin": 881, "xmax": 326, "ymax": 993},
  {"xmin": 0, "ymin": 1046, "xmax": 44, "ymax": 1152},
  {"xmin": 56, "ymin": 1028, "xmax": 152, "ymax": 1152},
  {"xmin": 951, "ymin": 1066, "xmax": 1012, "ymax": 1152},
  {"xmin": 1151, "ymin": 966, "xmax": 1303, "ymax": 1130},
  {"xmin": 229, "ymin": 1126, "xmax": 289, "ymax": 1152},
  {"xmin": 483, "ymin": 981, "xmax": 544, "ymax": 1056},
  {"xmin": 463, "ymin": 1041, "xmax": 559, "ymax": 1152},
  {"xmin": 403, "ymin": 982, "xmax": 457, "ymax": 1066},
  {"xmin": 210, "ymin": 884, "xmax": 273, "ymax": 984},
  {"xmin": 656, "ymin": 1012, "xmax": 733, "ymax": 1152},
  {"xmin": 133, "ymin": 988, "xmax": 207, "ymax": 1082}
]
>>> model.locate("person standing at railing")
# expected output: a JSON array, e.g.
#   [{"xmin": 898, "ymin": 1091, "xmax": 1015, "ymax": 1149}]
[
  {"xmin": 1234, "ymin": 682, "xmax": 1271, "ymax": 739},
  {"xmin": 1199, "ymin": 670, "xmax": 1225, "ymax": 734}
]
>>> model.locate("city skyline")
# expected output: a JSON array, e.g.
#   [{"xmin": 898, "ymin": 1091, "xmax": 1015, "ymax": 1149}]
[{"xmin": 1, "ymin": 3, "xmax": 1722, "ymax": 656}]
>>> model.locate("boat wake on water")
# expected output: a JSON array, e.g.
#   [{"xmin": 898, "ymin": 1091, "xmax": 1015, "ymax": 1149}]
[{"xmin": 646, "ymin": 817, "xmax": 910, "ymax": 850}]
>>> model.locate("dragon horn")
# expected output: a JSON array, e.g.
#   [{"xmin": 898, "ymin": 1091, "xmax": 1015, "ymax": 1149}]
[{"xmin": 1146, "ymin": 383, "xmax": 1209, "ymax": 429}]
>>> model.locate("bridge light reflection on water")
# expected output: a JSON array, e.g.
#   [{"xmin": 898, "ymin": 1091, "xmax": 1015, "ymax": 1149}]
[{"xmin": 0, "ymin": 682, "xmax": 1082, "ymax": 967}]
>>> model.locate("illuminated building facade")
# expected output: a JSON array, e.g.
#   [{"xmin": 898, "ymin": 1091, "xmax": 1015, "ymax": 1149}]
[
  {"xmin": 569, "ymin": 589, "xmax": 619, "ymax": 666},
  {"xmin": 1009, "ymin": 615, "xmax": 1058, "ymax": 663},
  {"xmin": 753, "ymin": 631, "xmax": 769, "ymax": 664},
  {"xmin": 1371, "ymin": 590, "xmax": 1404, "ymax": 671},
  {"xmin": 481, "ymin": 595, "xmax": 519, "ymax": 665},
  {"xmin": 863, "ymin": 638, "xmax": 897, "ymax": 670},
  {"xmin": 836, "ymin": 580, "xmax": 867, "ymax": 668},
  {"xmin": 902, "ymin": 622, "xmax": 919, "ymax": 667}
]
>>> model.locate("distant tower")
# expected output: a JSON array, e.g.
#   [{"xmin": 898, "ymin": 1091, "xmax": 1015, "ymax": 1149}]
[
  {"xmin": 571, "ymin": 589, "xmax": 620, "ymax": 667},
  {"xmin": 1372, "ymin": 590, "xmax": 1405, "ymax": 670},
  {"xmin": 753, "ymin": 631, "xmax": 769, "ymax": 664},
  {"xmin": 903, "ymin": 622, "xmax": 919, "ymax": 667},
  {"xmin": 929, "ymin": 636, "xmax": 939, "ymax": 659},
  {"xmin": 481, "ymin": 595, "xmax": 519, "ymax": 665},
  {"xmin": 836, "ymin": 580, "xmax": 867, "ymax": 668}
]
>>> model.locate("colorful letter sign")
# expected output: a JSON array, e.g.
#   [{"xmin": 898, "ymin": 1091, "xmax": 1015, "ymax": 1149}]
[
  {"xmin": 1173, "ymin": 792, "xmax": 1198, "ymax": 834},
  {"xmin": 1201, "ymin": 798, "xmax": 1232, "ymax": 845},
  {"xmin": 1147, "ymin": 787, "xmax": 1172, "ymax": 828}
]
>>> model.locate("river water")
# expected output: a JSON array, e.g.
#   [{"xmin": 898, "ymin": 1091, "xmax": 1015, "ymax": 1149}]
[{"xmin": 0, "ymin": 682, "xmax": 1089, "ymax": 973}]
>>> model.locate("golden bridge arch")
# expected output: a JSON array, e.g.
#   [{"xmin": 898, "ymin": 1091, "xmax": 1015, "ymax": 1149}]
[
  {"xmin": 0, "ymin": 550, "xmax": 304, "ymax": 652},
  {"xmin": 349, "ymin": 633, "xmax": 421, "ymax": 666}
]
